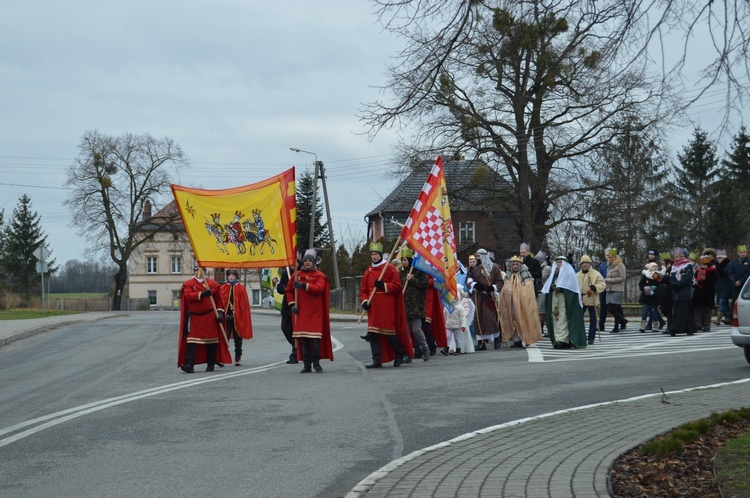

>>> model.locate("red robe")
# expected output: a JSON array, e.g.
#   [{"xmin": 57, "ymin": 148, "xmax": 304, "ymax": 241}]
[
  {"xmin": 360, "ymin": 261, "xmax": 413, "ymax": 363},
  {"xmin": 178, "ymin": 277, "xmax": 232, "ymax": 367},
  {"xmin": 285, "ymin": 269, "xmax": 334, "ymax": 361},
  {"xmin": 219, "ymin": 282, "xmax": 254, "ymax": 340}
]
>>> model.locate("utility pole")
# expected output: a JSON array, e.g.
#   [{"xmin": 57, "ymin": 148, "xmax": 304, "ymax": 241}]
[
  {"xmin": 318, "ymin": 161, "xmax": 341, "ymax": 290},
  {"xmin": 290, "ymin": 147, "xmax": 341, "ymax": 290}
]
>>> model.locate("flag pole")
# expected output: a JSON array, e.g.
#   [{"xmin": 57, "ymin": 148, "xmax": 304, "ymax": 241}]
[
  {"xmin": 200, "ymin": 278, "xmax": 231, "ymax": 351},
  {"xmin": 357, "ymin": 238, "xmax": 406, "ymax": 325}
]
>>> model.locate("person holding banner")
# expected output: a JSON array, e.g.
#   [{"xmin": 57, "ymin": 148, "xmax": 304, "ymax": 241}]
[
  {"xmin": 285, "ymin": 250, "xmax": 334, "ymax": 373},
  {"xmin": 219, "ymin": 269, "xmax": 253, "ymax": 366},
  {"xmin": 399, "ymin": 246, "xmax": 431, "ymax": 362},
  {"xmin": 360, "ymin": 242, "xmax": 412, "ymax": 368},
  {"xmin": 178, "ymin": 266, "xmax": 232, "ymax": 373},
  {"xmin": 275, "ymin": 267, "xmax": 298, "ymax": 364}
]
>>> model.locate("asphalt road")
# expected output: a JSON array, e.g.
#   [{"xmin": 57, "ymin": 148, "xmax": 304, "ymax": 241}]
[{"xmin": 0, "ymin": 312, "xmax": 748, "ymax": 497}]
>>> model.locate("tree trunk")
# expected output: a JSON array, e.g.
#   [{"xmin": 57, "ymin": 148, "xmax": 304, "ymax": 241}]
[{"xmin": 111, "ymin": 265, "xmax": 127, "ymax": 310}]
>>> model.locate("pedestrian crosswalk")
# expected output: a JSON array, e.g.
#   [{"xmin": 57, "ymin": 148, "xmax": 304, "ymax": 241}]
[{"xmin": 526, "ymin": 324, "xmax": 737, "ymax": 362}]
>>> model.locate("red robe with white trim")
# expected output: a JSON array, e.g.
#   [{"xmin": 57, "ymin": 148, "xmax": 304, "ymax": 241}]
[
  {"xmin": 285, "ymin": 269, "xmax": 334, "ymax": 361},
  {"xmin": 360, "ymin": 262, "xmax": 413, "ymax": 363},
  {"xmin": 219, "ymin": 281, "xmax": 253, "ymax": 340},
  {"xmin": 177, "ymin": 277, "xmax": 232, "ymax": 367}
]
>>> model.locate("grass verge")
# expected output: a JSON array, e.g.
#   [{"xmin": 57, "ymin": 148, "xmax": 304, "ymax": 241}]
[{"xmin": 0, "ymin": 309, "xmax": 80, "ymax": 320}]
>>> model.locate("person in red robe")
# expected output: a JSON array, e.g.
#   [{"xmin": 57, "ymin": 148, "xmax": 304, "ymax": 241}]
[
  {"xmin": 360, "ymin": 242, "xmax": 413, "ymax": 368},
  {"xmin": 285, "ymin": 250, "xmax": 334, "ymax": 373},
  {"xmin": 219, "ymin": 269, "xmax": 253, "ymax": 366},
  {"xmin": 178, "ymin": 266, "xmax": 232, "ymax": 373}
]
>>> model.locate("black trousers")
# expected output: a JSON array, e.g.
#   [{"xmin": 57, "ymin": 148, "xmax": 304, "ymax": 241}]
[
  {"xmin": 281, "ymin": 314, "xmax": 297, "ymax": 358},
  {"xmin": 299, "ymin": 338, "xmax": 321, "ymax": 367},
  {"xmin": 184, "ymin": 343, "xmax": 217, "ymax": 366},
  {"xmin": 368, "ymin": 333, "xmax": 404, "ymax": 363},
  {"xmin": 225, "ymin": 320, "xmax": 243, "ymax": 358}
]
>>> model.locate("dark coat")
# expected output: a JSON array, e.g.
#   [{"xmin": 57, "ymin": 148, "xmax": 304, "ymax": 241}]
[
  {"xmin": 692, "ymin": 265, "xmax": 717, "ymax": 309},
  {"xmin": 638, "ymin": 273, "xmax": 661, "ymax": 306},
  {"xmin": 670, "ymin": 264, "xmax": 694, "ymax": 302},
  {"xmin": 715, "ymin": 258, "xmax": 731, "ymax": 299}
]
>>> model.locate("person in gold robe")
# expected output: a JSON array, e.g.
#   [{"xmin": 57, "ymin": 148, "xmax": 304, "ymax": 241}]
[{"xmin": 499, "ymin": 255, "xmax": 542, "ymax": 349}]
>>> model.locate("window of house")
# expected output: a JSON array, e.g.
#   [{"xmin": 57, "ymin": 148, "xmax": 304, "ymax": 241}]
[
  {"xmin": 172, "ymin": 290, "xmax": 180, "ymax": 309},
  {"xmin": 459, "ymin": 221, "xmax": 476, "ymax": 244},
  {"xmin": 171, "ymin": 256, "xmax": 182, "ymax": 274},
  {"xmin": 148, "ymin": 290, "xmax": 157, "ymax": 305},
  {"xmin": 147, "ymin": 256, "xmax": 158, "ymax": 274}
]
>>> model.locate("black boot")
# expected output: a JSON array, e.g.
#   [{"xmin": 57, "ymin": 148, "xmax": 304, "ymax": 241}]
[
  {"xmin": 455, "ymin": 348, "xmax": 461, "ymax": 354},
  {"xmin": 181, "ymin": 344, "xmax": 196, "ymax": 373},
  {"xmin": 205, "ymin": 344, "xmax": 217, "ymax": 371},
  {"xmin": 312, "ymin": 339, "xmax": 322, "ymax": 372}
]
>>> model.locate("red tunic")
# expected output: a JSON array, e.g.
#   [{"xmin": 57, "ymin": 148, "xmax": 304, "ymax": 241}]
[
  {"xmin": 285, "ymin": 269, "xmax": 334, "ymax": 361},
  {"xmin": 219, "ymin": 282, "xmax": 253, "ymax": 340},
  {"xmin": 360, "ymin": 261, "xmax": 413, "ymax": 363},
  {"xmin": 177, "ymin": 277, "xmax": 232, "ymax": 367}
]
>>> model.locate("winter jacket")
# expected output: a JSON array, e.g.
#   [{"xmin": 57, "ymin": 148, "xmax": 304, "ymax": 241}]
[
  {"xmin": 576, "ymin": 269, "xmax": 606, "ymax": 307},
  {"xmin": 443, "ymin": 303, "xmax": 467, "ymax": 330},
  {"xmin": 692, "ymin": 264, "xmax": 717, "ymax": 308},
  {"xmin": 638, "ymin": 271, "xmax": 661, "ymax": 306},
  {"xmin": 605, "ymin": 262, "xmax": 626, "ymax": 293},
  {"xmin": 670, "ymin": 263, "xmax": 694, "ymax": 302},
  {"xmin": 715, "ymin": 258, "xmax": 731, "ymax": 299}
]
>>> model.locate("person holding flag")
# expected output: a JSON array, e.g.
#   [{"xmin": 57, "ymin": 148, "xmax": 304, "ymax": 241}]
[
  {"xmin": 399, "ymin": 246, "xmax": 432, "ymax": 362},
  {"xmin": 285, "ymin": 249, "xmax": 333, "ymax": 373},
  {"xmin": 178, "ymin": 266, "xmax": 232, "ymax": 373},
  {"xmin": 219, "ymin": 268, "xmax": 253, "ymax": 366},
  {"xmin": 361, "ymin": 242, "xmax": 412, "ymax": 368}
]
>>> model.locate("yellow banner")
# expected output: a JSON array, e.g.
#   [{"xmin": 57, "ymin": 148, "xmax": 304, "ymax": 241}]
[{"xmin": 171, "ymin": 168, "xmax": 297, "ymax": 268}]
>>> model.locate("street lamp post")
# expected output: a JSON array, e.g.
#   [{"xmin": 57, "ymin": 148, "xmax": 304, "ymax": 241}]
[{"xmin": 289, "ymin": 147, "xmax": 341, "ymax": 290}]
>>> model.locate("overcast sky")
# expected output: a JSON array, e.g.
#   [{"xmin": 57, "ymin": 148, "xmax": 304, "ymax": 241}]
[
  {"xmin": 1, "ymin": 1, "xmax": 747, "ymax": 265},
  {"xmin": 0, "ymin": 0, "xmax": 405, "ymax": 264}
]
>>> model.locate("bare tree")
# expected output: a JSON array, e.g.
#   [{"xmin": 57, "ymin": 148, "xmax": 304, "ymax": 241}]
[
  {"xmin": 64, "ymin": 131, "xmax": 188, "ymax": 310},
  {"xmin": 364, "ymin": 0, "xmax": 675, "ymax": 249}
]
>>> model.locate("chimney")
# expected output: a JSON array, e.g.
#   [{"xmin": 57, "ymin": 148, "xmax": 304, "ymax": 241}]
[{"xmin": 143, "ymin": 200, "xmax": 152, "ymax": 221}]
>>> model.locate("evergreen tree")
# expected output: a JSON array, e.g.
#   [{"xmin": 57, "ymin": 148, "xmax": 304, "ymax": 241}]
[
  {"xmin": 709, "ymin": 126, "xmax": 750, "ymax": 246},
  {"xmin": 350, "ymin": 243, "xmax": 371, "ymax": 276},
  {"xmin": 672, "ymin": 128, "xmax": 720, "ymax": 247},
  {"xmin": 586, "ymin": 120, "xmax": 670, "ymax": 268},
  {"xmin": 1, "ymin": 195, "xmax": 56, "ymax": 305},
  {"xmin": 334, "ymin": 244, "xmax": 352, "ymax": 278},
  {"xmin": 295, "ymin": 169, "xmax": 329, "ymax": 253}
]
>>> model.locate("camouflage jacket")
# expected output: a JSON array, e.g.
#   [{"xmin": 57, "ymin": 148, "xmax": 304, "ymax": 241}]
[{"xmin": 400, "ymin": 266, "xmax": 429, "ymax": 319}]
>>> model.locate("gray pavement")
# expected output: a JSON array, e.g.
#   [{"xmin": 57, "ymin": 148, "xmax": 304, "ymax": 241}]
[{"xmin": 2, "ymin": 311, "xmax": 748, "ymax": 497}]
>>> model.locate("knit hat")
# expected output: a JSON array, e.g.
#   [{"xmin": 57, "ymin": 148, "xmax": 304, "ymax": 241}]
[
  {"xmin": 645, "ymin": 262, "xmax": 658, "ymax": 272},
  {"xmin": 579, "ymin": 255, "xmax": 592, "ymax": 264},
  {"xmin": 225, "ymin": 268, "xmax": 239, "ymax": 277},
  {"xmin": 647, "ymin": 249, "xmax": 657, "ymax": 256},
  {"xmin": 302, "ymin": 248, "xmax": 317, "ymax": 264}
]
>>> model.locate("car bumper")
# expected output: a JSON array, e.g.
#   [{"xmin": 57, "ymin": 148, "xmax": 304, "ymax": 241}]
[{"xmin": 731, "ymin": 327, "xmax": 750, "ymax": 346}]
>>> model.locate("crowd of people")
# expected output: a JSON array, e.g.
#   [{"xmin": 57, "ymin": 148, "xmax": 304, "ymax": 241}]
[{"xmin": 175, "ymin": 241, "xmax": 750, "ymax": 372}]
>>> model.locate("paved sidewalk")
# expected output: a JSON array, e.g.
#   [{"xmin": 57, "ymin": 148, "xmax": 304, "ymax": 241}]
[
  {"xmin": 0, "ymin": 312, "xmax": 120, "ymax": 347},
  {"xmin": 347, "ymin": 380, "xmax": 750, "ymax": 497}
]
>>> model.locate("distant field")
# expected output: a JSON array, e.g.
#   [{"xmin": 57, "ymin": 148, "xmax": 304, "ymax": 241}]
[
  {"xmin": 49, "ymin": 293, "xmax": 109, "ymax": 299},
  {"xmin": 0, "ymin": 309, "xmax": 80, "ymax": 320}
]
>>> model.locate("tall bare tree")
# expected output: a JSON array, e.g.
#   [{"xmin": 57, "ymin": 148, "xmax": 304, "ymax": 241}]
[
  {"xmin": 364, "ymin": 0, "xmax": 672, "ymax": 248},
  {"xmin": 64, "ymin": 131, "xmax": 188, "ymax": 310}
]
